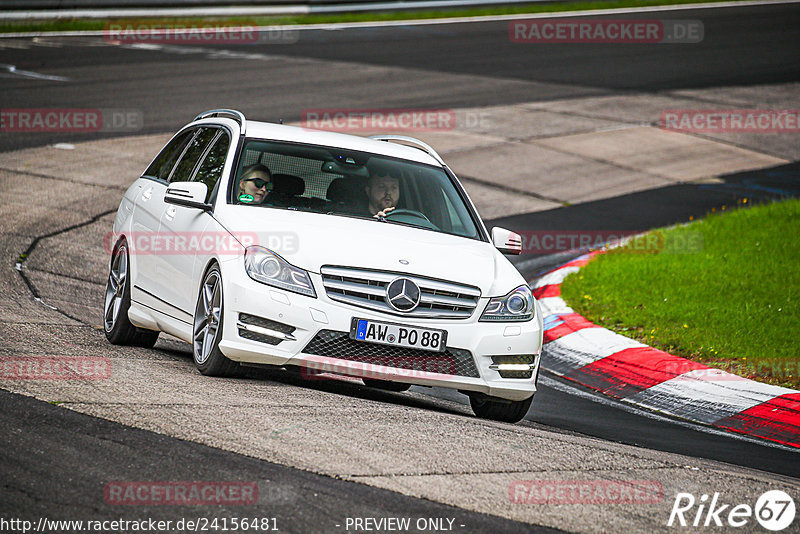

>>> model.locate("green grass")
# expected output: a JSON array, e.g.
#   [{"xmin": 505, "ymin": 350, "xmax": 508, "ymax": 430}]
[
  {"xmin": 0, "ymin": 0, "xmax": 747, "ymax": 34},
  {"xmin": 561, "ymin": 198, "xmax": 800, "ymax": 389}
]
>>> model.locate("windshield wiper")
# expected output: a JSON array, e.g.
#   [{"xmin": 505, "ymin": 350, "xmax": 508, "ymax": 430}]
[{"xmin": 381, "ymin": 218, "xmax": 439, "ymax": 231}]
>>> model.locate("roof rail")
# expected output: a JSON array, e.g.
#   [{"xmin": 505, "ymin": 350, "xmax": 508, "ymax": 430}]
[
  {"xmin": 194, "ymin": 109, "xmax": 247, "ymax": 135},
  {"xmin": 368, "ymin": 135, "xmax": 445, "ymax": 165}
]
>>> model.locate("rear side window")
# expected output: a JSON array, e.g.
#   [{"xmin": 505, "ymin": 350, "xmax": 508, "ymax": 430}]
[
  {"xmin": 193, "ymin": 132, "xmax": 231, "ymax": 202},
  {"xmin": 143, "ymin": 129, "xmax": 194, "ymax": 181},
  {"xmin": 169, "ymin": 127, "xmax": 218, "ymax": 183}
]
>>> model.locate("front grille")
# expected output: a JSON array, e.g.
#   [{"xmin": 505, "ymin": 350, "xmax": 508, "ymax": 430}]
[
  {"xmin": 490, "ymin": 355, "xmax": 537, "ymax": 379},
  {"xmin": 237, "ymin": 313, "xmax": 295, "ymax": 345},
  {"xmin": 320, "ymin": 266, "xmax": 480, "ymax": 319},
  {"xmin": 302, "ymin": 330, "xmax": 479, "ymax": 378}
]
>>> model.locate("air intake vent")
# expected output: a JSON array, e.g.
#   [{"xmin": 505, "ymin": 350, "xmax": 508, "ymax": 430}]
[
  {"xmin": 237, "ymin": 313, "xmax": 296, "ymax": 345},
  {"xmin": 302, "ymin": 330, "xmax": 479, "ymax": 378}
]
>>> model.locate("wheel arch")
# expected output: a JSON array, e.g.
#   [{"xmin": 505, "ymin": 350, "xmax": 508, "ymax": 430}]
[
  {"xmin": 192, "ymin": 257, "xmax": 224, "ymax": 314},
  {"xmin": 197, "ymin": 257, "xmax": 222, "ymax": 292},
  {"xmin": 109, "ymin": 233, "xmax": 136, "ymax": 284}
]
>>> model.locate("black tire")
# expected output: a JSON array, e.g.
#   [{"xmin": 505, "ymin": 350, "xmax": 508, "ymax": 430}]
[
  {"xmin": 362, "ymin": 379, "xmax": 411, "ymax": 392},
  {"xmin": 192, "ymin": 264, "xmax": 241, "ymax": 377},
  {"xmin": 103, "ymin": 241, "xmax": 159, "ymax": 348},
  {"xmin": 469, "ymin": 393, "xmax": 533, "ymax": 423}
]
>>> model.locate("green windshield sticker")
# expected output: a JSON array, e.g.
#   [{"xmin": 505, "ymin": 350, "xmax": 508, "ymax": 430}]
[{"xmin": 239, "ymin": 194, "xmax": 254, "ymax": 203}]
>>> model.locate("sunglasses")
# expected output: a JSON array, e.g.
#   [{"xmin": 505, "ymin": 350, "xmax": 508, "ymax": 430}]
[{"xmin": 244, "ymin": 178, "xmax": 273, "ymax": 191}]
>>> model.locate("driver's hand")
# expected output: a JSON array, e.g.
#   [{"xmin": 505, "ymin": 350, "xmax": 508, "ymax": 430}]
[{"xmin": 374, "ymin": 206, "xmax": 396, "ymax": 219}]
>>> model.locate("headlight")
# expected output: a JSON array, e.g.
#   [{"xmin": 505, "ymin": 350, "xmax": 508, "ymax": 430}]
[
  {"xmin": 244, "ymin": 246, "xmax": 316, "ymax": 298},
  {"xmin": 480, "ymin": 285, "xmax": 535, "ymax": 322}
]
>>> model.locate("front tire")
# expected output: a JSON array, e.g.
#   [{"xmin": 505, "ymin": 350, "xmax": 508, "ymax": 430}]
[
  {"xmin": 469, "ymin": 393, "xmax": 533, "ymax": 423},
  {"xmin": 192, "ymin": 265, "xmax": 240, "ymax": 377},
  {"xmin": 103, "ymin": 241, "xmax": 159, "ymax": 348}
]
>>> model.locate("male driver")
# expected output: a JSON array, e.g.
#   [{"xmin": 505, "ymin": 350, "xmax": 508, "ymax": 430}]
[{"xmin": 364, "ymin": 164, "xmax": 400, "ymax": 218}]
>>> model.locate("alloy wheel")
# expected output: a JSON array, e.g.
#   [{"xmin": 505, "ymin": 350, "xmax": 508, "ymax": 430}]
[
  {"xmin": 104, "ymin": 245, "xmax": 128, "ymax": 332},
  {"xmin": 194, "ymin": 271, "xmax": 222, "ymax": 365}
]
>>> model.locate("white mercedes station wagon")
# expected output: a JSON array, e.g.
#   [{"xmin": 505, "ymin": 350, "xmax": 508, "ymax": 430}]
[{"xmin": 104, "ymin": 109, "xmax": 543, "ymax": 422}]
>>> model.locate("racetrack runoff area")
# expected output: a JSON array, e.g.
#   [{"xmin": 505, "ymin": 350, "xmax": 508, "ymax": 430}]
[{"xmin": 1, "ymin": 73, "xmax": 798, "ymax": 532}]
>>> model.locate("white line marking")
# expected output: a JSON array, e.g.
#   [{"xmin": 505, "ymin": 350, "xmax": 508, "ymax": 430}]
[
  {"xmin": 117, "ymin": 42, "xmax": 286, "ymax": 62},
  {"xmin": 0, "ymin": 63, "xmax": 69, "ymax": 82}
]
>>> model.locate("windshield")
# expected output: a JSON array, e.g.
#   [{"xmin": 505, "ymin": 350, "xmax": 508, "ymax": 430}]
[{"xmin": 231, "ymin": 139, "xmax": 481, "ymax": 240}]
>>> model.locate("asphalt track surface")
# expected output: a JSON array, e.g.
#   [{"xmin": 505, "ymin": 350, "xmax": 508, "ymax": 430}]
[
  {"xmin": 1, "ymin": 2, "xmax": 799, "ymax": 531},
  {"xmin": 0, "ymin": 388, "xmax": 555, "ymax": 533},
  {"xmin": 1, "ymin": 3, "xmax": 799, "ymax": 153}
]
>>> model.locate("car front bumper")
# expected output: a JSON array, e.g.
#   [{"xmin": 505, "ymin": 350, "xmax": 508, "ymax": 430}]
[{"xmin": 218, "ymin": 271, "xmax": 543, "ymax": 401}]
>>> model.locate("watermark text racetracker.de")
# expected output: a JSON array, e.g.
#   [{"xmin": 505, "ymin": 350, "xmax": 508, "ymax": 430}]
[
  {"xmin": 660, "ymin": 109, "xmax": 800, "ymax": 133},
  {"xmin": 104, "ymin": 481, "xmax": 257, "ymax": 505},
  {"xmin": 509, "ymin": 479, "xmax": 664, "ymax": 504},
  {"xmin": 104, "ymin": 231, "xmax": 299, "ymax": 256},
  {"xmin": 516, "ymin": 230, "xmax": 704, "ymax": 254},
  {"xmin": 104, "ymin": 23, "xmax": 298, "ymax": 44},
  {"xmin": 509, "ymin": 19, "xmax": 703, "ymax": 43},
  {"xmin": 301, "ymin": 108, "xmax": 492, "ymax": 132},
  {"xmin": 1, "ymin": 356, "xmax": 111, "ymax": 381},
  {"xmin": 0, "ymin": 109, "xmax": 142, "ymax": 133}
]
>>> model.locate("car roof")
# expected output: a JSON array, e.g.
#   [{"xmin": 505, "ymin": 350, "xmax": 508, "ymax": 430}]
[{"xmin": 196, "ymin": 118, "xmax": 443, "ymax": 167}]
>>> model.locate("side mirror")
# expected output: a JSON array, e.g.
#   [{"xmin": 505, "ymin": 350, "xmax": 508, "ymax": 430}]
[
  {"xmin": 165, "ymin": 182, "xmax": 210, "ymax": 210},
  {"xmin": 492, "ymin": 227, "xmax": 523, "ymax": 255}
]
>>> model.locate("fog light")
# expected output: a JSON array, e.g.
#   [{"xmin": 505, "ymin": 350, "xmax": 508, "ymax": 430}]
[
  {"xmin": 495, "ymin": 364, "xmax": 532, "ymax": 371},
  {"xmin": 489, "ymin": 355, "xmax": 538, "ymax": 379}
]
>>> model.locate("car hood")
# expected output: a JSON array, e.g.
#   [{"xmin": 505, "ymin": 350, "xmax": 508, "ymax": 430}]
[{"xmin": 217, "ymin": 206, "xmax": 524, "ymax": 296}]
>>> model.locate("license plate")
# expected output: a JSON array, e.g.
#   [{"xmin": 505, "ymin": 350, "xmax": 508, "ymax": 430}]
[{"xmin": 349, "ymin": 318, "xmax": 447, "ymax": 353}]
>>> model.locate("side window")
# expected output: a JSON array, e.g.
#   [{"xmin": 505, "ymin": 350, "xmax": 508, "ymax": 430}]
[
  {"xmin": 143, "ymin": 129, "xmax": 194, "ymax": 181},
  {"xmin": 169, "ymin": 127, "xmax": 218, "ymax": 183},
  {"xmin": 193, "ymin": 132, "xmax": 231, "ymax": 202}
]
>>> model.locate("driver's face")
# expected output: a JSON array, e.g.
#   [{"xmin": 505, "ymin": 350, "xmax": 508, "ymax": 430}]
[{"xmin": 366, "ymin": 175, "xmax": 400, "ymax": 212}]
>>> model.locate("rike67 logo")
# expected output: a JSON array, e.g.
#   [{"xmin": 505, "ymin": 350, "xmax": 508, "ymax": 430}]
[{"xmin": 668, "ymin": 490, "xmax": 795, "ymax": 531}]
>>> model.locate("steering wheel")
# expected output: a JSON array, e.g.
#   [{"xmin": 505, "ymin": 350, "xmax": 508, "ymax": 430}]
[
  {"xmin": 382, "ymin": 209, "xmax": 439, "ymax": 230},
  {"xmin": 383, "ymin": 209, "xmax": 429, "ymax": 222}
]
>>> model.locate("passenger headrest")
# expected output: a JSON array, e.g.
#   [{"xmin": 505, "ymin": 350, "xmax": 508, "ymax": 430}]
[
  {"xmin": 326, "ymin": 177, "xmax": 365, "ymax": 203},
  {"xmin": 271, "ymin": 174, "xmax": 304, "ymax": 197}
]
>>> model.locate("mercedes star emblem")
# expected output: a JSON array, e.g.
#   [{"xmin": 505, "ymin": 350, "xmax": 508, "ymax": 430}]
[{"xmin": 386, "ymin": 278, "xmax": 421, "ymax": 312}]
